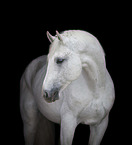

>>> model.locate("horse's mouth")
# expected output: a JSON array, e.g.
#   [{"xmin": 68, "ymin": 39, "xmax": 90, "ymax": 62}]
[{"xmin": 43, "ymin": 90, "xmax": 59, "ymax": 103}]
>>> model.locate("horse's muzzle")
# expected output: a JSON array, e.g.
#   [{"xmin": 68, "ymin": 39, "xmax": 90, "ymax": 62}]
[{"xmin": 43, "ymin": 88, "xmax": 59, "ymax": 103}]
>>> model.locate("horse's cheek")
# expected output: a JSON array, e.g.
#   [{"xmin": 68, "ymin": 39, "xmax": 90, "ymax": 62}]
[
  {"xmin": 65, "ymin": 64, "xmax": 82, "ymax": 81},
  {"xmin": 71, "ymin": 59, "xmax": 82, "ymax": 79}
]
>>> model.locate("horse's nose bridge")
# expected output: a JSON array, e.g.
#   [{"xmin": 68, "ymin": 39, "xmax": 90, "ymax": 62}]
[
  {"xmin": 43, "ymin": 75, "xmax": 56, "ymax": 92},
  {"xmin": 43, "ymin": 61, "xmax": 57, "ymax": 89},
  {"xmin": 43, "ymin": 70, "xmax": 53, "ymax": 90}
]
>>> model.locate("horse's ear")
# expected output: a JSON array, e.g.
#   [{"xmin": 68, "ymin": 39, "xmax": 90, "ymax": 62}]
[
  {"xmin": 56, "ymin": 30, "xmax": 63, "ymax": 41},
  {"xmin": 47, "ymin": 31, "xmax": 55, "ymax": 43}
]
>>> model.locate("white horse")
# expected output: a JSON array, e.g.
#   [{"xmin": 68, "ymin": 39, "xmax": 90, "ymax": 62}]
[{"xmin": 20, "ymin": 30, "xmax": 115, "ymax": 145}]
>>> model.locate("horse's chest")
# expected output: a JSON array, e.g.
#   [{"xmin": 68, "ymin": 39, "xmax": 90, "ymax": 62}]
[{"xmin": 78, "ymin": 99, "xmax": 106, "ymax": 125}]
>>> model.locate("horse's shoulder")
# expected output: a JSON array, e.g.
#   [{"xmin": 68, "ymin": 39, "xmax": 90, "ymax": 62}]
[{"xmin": 21, "ymin": 55, "xmax": 47, "ymax": 89}]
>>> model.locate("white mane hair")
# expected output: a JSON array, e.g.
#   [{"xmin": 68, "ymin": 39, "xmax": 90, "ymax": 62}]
[{"xmin": 49, "ymin": 30, "xmax": 106, "ymax": 92}]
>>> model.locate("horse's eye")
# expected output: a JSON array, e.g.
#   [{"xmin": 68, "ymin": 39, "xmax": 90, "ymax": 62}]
[{"xmin": 56, "ymin": 58, "xmax": 65, "ymax": 64}]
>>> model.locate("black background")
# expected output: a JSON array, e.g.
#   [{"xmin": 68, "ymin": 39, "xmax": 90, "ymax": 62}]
[{"xmin": 4, "ymin": 5, "xmax": 130, "ymax": 145}]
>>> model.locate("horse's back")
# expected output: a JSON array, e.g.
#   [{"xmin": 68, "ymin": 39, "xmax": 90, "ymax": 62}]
[{"xmin": 21, "ymin": 55, "xmax": 47, "ymax": 90}]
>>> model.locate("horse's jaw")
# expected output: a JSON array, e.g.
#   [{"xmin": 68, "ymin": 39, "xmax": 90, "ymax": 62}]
[{"xmin": 59, "ymin": 81, "xmax": 71, "ymax": 98}]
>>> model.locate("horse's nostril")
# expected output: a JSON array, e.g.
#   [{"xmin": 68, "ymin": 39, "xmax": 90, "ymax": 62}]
[
  {"xmin": 53, "ymin": 91, "xmax": 58, "ymax": 96},
  {"xmin": 43, "ymin": 89, "xmax": 59, "ymax": 101},
  {"xmin": 44, "ymin": 91, "xmax": 49, "ymax": 98}
]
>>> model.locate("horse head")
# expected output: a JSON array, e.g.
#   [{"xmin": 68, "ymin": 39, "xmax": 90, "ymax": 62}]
[
  {"xmin": 42, "ymin": 31, "xmax": 82, "ymax": 103},
  {"xmin": 42, "ymin": 30, "xmax": 106, "ymax": 103}
]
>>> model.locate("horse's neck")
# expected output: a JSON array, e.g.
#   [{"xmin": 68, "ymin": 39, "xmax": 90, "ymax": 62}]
[
  {"xmin": 63, "ymin": 68, "xmax": 97, "ymax": 98},
  {"xmin": 61, "ymin": 68, "xmax": 99, "ymax": 114},
  {"xmin": 63, "ymin": 67, "xmax": 105, "ymax": 101},
  {"xmin": 80, "ymin": 68, "xmax": 97, "ymax": 93}
]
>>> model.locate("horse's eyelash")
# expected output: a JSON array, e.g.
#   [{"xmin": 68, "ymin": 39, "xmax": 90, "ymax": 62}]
[
  {"xmin": 56, "ymin": 58, "xmax": 65, "ymax": 63},
  {"xmin": 55, "ymin": 57, "xmax": 68, "ymax": 64}
]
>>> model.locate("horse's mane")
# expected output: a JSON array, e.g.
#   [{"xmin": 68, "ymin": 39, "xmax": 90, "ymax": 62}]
[{"xmin": 64, "ymin": 30, "xmax": 106, "ymax": 83}]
